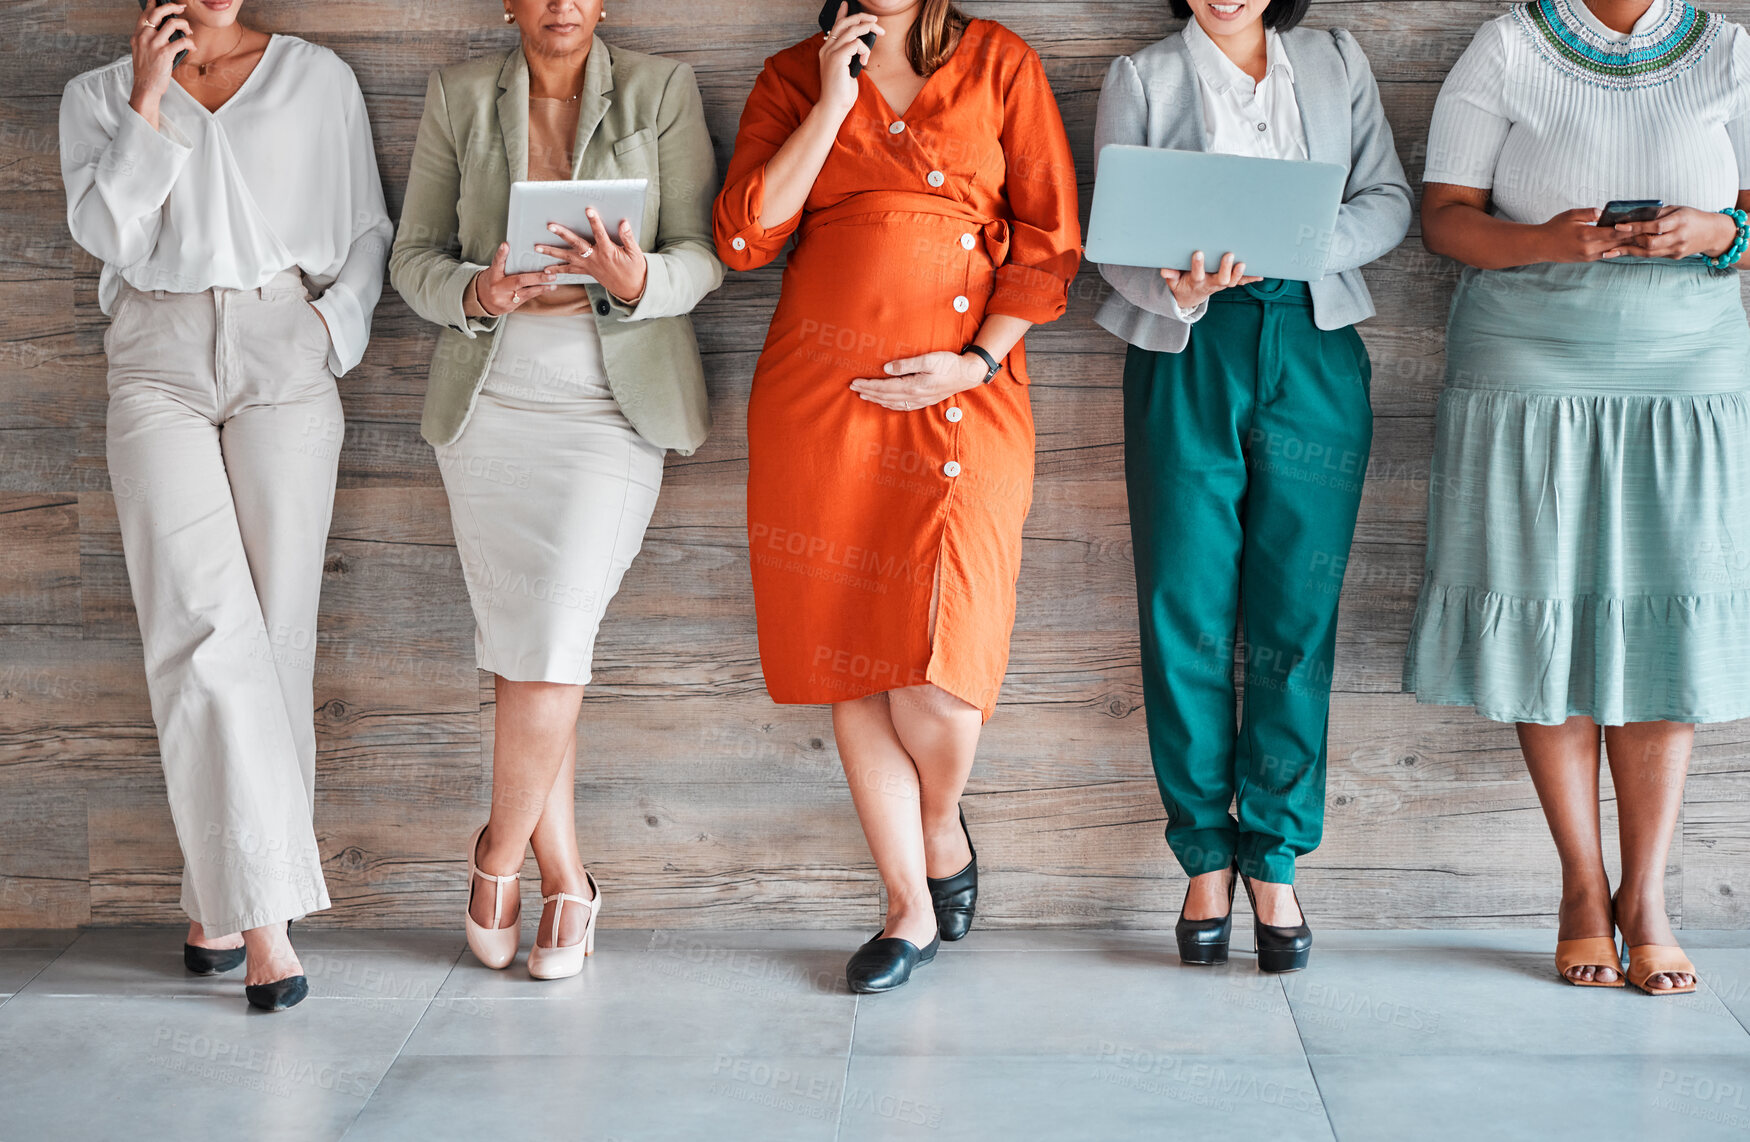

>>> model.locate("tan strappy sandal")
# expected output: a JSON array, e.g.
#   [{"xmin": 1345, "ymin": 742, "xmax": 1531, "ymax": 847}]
[
  {"xmin": 1624, "ymin": 944, "xmax": 1698, "ymax": 996},
  {"xmin": 1555, "ymin": 937, "xmax": 1625, "ymax": 987}
]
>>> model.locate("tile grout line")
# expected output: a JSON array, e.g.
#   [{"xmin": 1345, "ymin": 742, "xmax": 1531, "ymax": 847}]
[
  {"xmin": 1280, "ymin": 971, "xmax": 1345, "ymax": 1142},
  {"xmin": 335, "ymin": 942, "xmax": 466, "ymax": 1142},
  {"xmin": 832, "ymin": 991, "xmax": 860, "ymax": 1142},
  {"xmin": 0, "ymin": 931, "xmax": 86, "ymax": 1013}
]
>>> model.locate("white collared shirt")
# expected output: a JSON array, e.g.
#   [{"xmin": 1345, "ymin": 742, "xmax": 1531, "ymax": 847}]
[
  {"xmin": 1184, "ymin": 19, "xmax": 1309, "ymax": 161},
  {"xmin": 1168, "ymin": 20, "xmax": 1310, "ymax": 322},
  {"xmin": 60, "ymin": 36, "xmax": 392, "ymax": 376}
]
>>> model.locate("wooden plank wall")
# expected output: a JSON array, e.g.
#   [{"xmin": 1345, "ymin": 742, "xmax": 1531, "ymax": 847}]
[{"xmin": 3, "ymin": 0, "xmax": 1748, "ymax": 931}]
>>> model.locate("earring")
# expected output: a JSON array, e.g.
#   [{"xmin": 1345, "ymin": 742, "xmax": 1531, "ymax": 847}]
[{"xmin": 503, "ymin": 11, "xmax": 515, "ymax": 23}]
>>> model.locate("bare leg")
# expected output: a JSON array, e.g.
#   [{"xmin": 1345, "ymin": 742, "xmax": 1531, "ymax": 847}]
[
  {"xmin": 1183, "ymin": 868, "xmax": 1238, "ymax": 922},
  {"xmin": 185, "ymin": 921, "xmax": 243, "ymax": 951},
  {"xmin": 241, "ymin": 922, "xmax": 300, "ymax": 986},
  {"xmin": 529, "ymin": 726, "xmax": 596, "ymax": 949},
  {"xmin": 833, "ymin": 693, "xmax": 939, "ymax": 948},
  {"xmin": 470, "ymin": 678, "xmax": 587, "ymax": 932},
  {"xmin": 888, "ymin": 684, "xmax": 980, "ymax": 878},
  {"xmin": 1519, "ymin": 717, "xmax": 1618, "ymax": 984},
  {"xmin": 1604, "ymin": 720, "xmax": 1695, "ymax": 991}
]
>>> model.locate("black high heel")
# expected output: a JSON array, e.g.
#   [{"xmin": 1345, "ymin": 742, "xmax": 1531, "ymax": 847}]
[
  {"xmin": 845, "ymin": 929, "xmax": 940, "ymax": 994},
  {"xmin": 183, "ymin": 942, "xmax": 245, "ymax": 975},
  {"xmin": 244, "ymin": 920, "xmax": 309, "ymax": 1012},
  {"xmin": 1175, "ymin": 860, "xmax": 1239, "ymax": 965},
  {"xmin": 1242, "ymin": 874, "xmax": 1312, "ymax": 974},
  {"xmin": 926, "ymin": 808, "xmax": 978, "ymax": 942}
]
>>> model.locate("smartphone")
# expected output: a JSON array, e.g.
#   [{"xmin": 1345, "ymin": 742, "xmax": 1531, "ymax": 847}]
[
  {"xmin": 818, "ymin": 0, "xmax": 877, "ymax": 78},
  {"xmin": 138, "ymin": 0, "xmax": 190, "ymax": 71},
  {"xmin": 1598, "ymin": 199, "xmax": 1664, "ymax": 226}
]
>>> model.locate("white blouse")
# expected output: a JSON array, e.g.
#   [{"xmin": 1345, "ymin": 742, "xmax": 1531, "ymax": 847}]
[
  {"xmin": 1184, "ymin": 19, "xmax": 1309, "ymax": 162},
  {"xmin": 1425, "ymin": 0, "xmax": 1750, "ymax": 226},
  {"xmin": 60, "ymin": 36, "xmax": 391, "ymax": 376},
  {"xmin": 1172, "ymin": 21, "xmax": 1310, "ymax": 322}
]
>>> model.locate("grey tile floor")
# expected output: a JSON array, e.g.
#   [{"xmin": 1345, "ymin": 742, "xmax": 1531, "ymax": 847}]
[{"xmin": 3, "ymin": 926, "xmax": 1749, "ymax": 1141}]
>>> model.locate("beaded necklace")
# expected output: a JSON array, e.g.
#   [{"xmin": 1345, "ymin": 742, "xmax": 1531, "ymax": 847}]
[{"xmin": 1514, "ymin": 0, "xmax": 1721, "ymax": 90}]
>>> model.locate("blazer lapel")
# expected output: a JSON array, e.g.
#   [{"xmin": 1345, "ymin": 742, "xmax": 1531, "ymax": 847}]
[
  {"xmin": 1281, "ymin": 33, "xmax": 1344, "ymax": 168},
  {"xmin": 497, "ymin": 49, "xmax": 529, "ymax": 182},
  {"xmin": 1166, "ymin": 36, "xmax": 1208, "ymax": 153},
  {"xmin": 569, "ymin": 40, "xmax": 615, "ymax": 179}
]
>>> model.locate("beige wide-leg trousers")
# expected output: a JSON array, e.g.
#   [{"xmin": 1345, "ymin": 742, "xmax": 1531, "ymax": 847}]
[{"xmin": 104, "ymin": 271, "xmax": 339, "ymax": 934}]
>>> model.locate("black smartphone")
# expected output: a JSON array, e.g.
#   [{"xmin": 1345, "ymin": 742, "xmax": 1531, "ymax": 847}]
[
  {"xmin": 818, "ymin": 0, "xmax": 877, "ymax": 78},
  {"xmin": 138, "ymin": 0, "xmax": 190, "ymax": 71},
  {"xmin": 1598, "ymin": 199, "xmax": 1664, "ymax": 226}
]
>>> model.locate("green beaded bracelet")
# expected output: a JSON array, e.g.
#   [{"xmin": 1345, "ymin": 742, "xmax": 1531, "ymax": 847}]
[{"xmin": 1704, "ymin": 208, "xmax": 1749, "ymax": 269}]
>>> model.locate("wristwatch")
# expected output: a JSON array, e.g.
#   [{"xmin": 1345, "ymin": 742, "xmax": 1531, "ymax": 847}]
[{"xmin": 963, "ymin": 343, "xmax": 1001, "ymax": 385}]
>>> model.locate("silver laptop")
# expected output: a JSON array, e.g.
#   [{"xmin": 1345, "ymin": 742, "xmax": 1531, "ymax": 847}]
[
  {"xmin": 1085, "ymin": 146, "xmax": 1348, "ymax": 282},
  {"xmin": 505, "ymin": 179, "xmax": 648, "ymax": 285}
]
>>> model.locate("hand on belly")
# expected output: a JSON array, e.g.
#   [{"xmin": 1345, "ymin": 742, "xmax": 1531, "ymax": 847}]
[{"xmin": 850, "ymin": 350, "xmax": 986, "ymax": 411}]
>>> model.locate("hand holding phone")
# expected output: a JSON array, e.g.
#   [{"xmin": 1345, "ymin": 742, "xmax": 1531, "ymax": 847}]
[
  {"xmin": 819, "ymin": 1, "xmax": 879, "ymax": 79},
  {"xmin": 1597, "ymin": 199, "xmax": 1663, "ymax": 227},
  {"xmin": 129, "ymin": 2, "xmax": 191, "ymax": 125}
]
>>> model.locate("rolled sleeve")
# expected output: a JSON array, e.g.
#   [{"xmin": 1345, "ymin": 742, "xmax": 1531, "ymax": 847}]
[
  {"xmin": 713, "ymin": 59, "xmax": 808, "ymax": 270},
  {"xmin": 987, "ymin": 49, "xmax": 1082, "ymax": 326}
]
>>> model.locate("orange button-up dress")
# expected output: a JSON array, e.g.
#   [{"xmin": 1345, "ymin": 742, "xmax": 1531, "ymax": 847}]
[{"xmin": 715, "ymin": 20, "xmax": 1081, "ymax": 720}]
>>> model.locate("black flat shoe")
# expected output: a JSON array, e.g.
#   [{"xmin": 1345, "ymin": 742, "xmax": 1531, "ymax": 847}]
[
  {"xmin": 846, "ymin": 930, "xmax": 940, "ymax": 994},
  {"xmin": 245, "ymin": 975, "xmax": 309, "ymax": 1012},
  {"xmin": 1242, "ymin": 875, "xmax": 1312, "ymax": 974},
  {"xmin": 926, "ymin": 808, "xmax": 978, "ymax": 942},
  {"xmin": 1175, "ymin": 860, "xmax": 1239, "ymax": 966},
  {"xmin": 184, "ymin": 943, "xmax": 246, "ymax": 976}
]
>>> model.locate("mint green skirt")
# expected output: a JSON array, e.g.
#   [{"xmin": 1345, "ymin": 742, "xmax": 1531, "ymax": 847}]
[{"xmin": 1404, "ymin": 260, "xmax": 1750, "ymax": 726}]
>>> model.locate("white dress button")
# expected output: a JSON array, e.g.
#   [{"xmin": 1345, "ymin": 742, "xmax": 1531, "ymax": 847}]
[
  {"xmin": 943, "ymin": 461, "xmax": 962, "ymax": 478},
  {"xmin": 952, "ymin": 295, "xmax": 970, "ymax": 313},
  {"xmin": 1257, "ymin": 122, "xmax": 1268, "ymax": 132},
  {"xmin": 945, "ymin": 406, "xmax": 964, "ymax": 423},
  {"xmin": 731, "ymin": 237, "xmax": 747, "ymax": 251},
  {"xmin": 927, "ymin": 170, "xmax": 946, "ymax": 188},
  {"xmin": 960, "ymin": 233, "xmax": 977, "ymax": 250},
  {"xmin": 890, "ymin": 120, "xmax": 906, "ymax": 135}
]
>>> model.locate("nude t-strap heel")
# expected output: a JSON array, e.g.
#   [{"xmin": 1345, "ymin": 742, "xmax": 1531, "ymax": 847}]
[
  {"xmin": 465, "ymin": 824, "xmax": 521, "ymax": 970},
  {"xmin": 527, "ymin": 872, "xmax": 601, "ymax": 981}
]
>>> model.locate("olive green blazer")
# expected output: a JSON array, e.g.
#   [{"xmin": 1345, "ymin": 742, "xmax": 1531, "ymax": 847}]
[{"xmin": 390, "ymin": 41, "xmax": 723, "ymax": 451}]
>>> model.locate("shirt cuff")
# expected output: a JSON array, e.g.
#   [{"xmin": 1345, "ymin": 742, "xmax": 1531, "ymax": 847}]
[
  {"xmin": 310, "ymin": 284, "xmax": 365, "ymax": 376},
  {"xmin": 1170, "ymin": 296, "xmax": 1209, "ymax": 324}
]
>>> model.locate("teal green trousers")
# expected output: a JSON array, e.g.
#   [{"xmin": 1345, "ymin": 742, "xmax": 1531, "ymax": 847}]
[{"xmin": 1123, "ymin": 280, "xmax": 1374, "ymax": 884}]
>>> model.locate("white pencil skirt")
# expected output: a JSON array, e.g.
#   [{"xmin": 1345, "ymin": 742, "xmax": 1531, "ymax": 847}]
[{"xmin": 434, "ymin": 314, "xmax": 665, "ymax": 685}]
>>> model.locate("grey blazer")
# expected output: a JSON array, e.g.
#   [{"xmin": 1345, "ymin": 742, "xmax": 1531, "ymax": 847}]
[{"xmin": 1093, "ymin": 26, "xmax": 1412, "ymax": 352}]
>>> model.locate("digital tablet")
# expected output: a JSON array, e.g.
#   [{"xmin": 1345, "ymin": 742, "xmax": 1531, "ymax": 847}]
[
  {"xmin": 504, "ymin": 179, "xmax": 649, "ymax": 285},
  {"xmin": 1084, "ymin": 146, "xmax": 1348, "ymax": 282}
]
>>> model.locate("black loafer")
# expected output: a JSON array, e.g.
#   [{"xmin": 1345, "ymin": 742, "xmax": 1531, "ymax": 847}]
[
  {"xmin": 927, "ymin": 809, "xmax": 978, "ymax": 942},
  {"xmin": 245, "ymin": 975, "xmax": 309, "ymax": 1012},
  {"xmin": 846, "ymin": 930, "xmax": 940, "ymax": 994},
  {"xmin": 1243, "ymin": 876, "xmax": 1312, "ymax": 974},
  {"xmin": 184, "ymin": 943, "xmax": 246, "ymax": 976},
  {"xmin": 1175, "ymin": 860, "xmax": 1239, "ymax": 966}
]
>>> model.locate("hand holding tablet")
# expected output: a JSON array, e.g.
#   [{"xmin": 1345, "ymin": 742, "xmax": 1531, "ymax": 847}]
[
  {"xmin": 504, "ymin": 177, "xmax": 649, "ymax": 291},
  {"xmin": 536, "ymin": 209, "xmax": 650, "ymax": 305}
]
